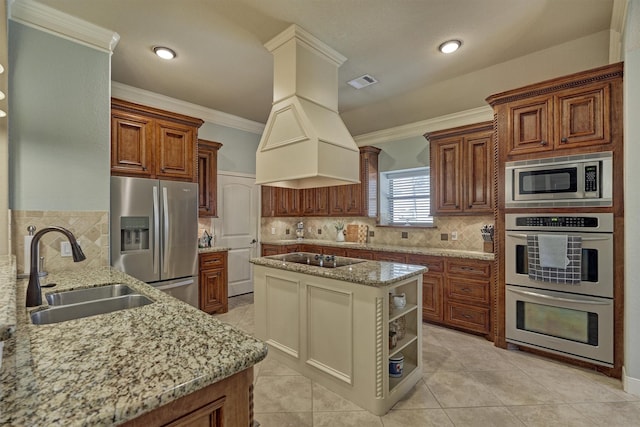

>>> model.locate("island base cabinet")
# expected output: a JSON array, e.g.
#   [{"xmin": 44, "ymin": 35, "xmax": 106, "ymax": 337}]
[
  {"xmin": 253, "ymin": 265, "xmax": 423, "ymax": 416},
  {"xmin": 122, "ymin": 367, "xmax": 254, "ymax": 427}
]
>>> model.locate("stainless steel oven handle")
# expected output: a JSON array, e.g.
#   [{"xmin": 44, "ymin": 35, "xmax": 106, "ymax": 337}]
[
  {"xmin": 509, "ymin": 288, "xmax": 611, "ymax": 305},
  {"xmin": 507, "ymin": 233, "xmax": 610, "ymax": 241}
]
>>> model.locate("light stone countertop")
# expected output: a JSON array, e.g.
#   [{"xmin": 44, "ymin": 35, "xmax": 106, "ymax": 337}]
[
  {"xmin": 198, "ymin": 246, "xmax": 230, "ymax": 254},
  {"xmin": 250, "ymin": 255, "xmax": 427, "ymax": 287},
  {"xmin": 261, "ymin": 239, "xmax": 495, "ymax": 261},
  {"xmin": 0, "ymin": 255, "xmax": 17, "ymax": 341},
  {"xmin": 0, "ymin": 264, "xmax": 267, "ymax": 426}
]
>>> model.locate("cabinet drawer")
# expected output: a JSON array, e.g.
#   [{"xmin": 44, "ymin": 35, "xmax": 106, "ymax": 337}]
[
  {"xmin": 345, "ymin": 249, "xmax": 375, "ymax": 260},
  {"xmin": 374, "ymin": 252, "xmax": 408, "ymax": 263},
  {"xmin": 444, "ymin": 302, "xmax": 490, "ymax": 334},
  {"xmin": 199, "ymin": 252, "xmax": 226, "ymax": 268},
  {"xmin": 406, "ymin": 255, "xmax": 444, "ymax": 273},
  {"xmin": 446, "ymin": 277, "xmax": 490, "ymax": 305},
  {"xmin": 446, "ymin": 259, "xmax": 491, "ymax": 278}
]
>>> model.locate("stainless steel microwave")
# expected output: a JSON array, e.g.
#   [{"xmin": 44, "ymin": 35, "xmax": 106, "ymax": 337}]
[{"xmin": 505, "ymin": 152, "xmax": 613, "ymax": 208}]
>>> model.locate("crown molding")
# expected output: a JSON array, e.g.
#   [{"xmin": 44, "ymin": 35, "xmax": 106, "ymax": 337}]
[
  {"xmin": 353, "ymin": 105, "xmax": 494, "ymax": 145},
  {"xmin": 265, "ymin": 24, "xmax": 347, "ymax": 66},
  {"xmin": 8, "ymin": 0, "xmax": 119, "ymax": 52},
  {"xmin": 609, "ymin": 0, "xmax": 628, "ymax": 62},
  {"xmin": 111, "ymin": 82, "xmax": 266, "ymax": 135}
]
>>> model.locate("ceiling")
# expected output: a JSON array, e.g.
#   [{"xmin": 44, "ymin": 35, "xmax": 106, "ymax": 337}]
[{"xmin": 34, "ymin": 0, "xmax": 614, "ymax": 136}]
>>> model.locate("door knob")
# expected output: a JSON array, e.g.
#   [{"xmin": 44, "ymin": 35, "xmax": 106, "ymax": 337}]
[{"xmin": 250, "ymin": 239, "xmax": 257, "ymax": 244}]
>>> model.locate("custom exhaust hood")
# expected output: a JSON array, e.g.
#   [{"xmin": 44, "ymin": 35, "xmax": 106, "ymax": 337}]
[{"xmin": 255, "ymin": 25, "xmax": 360, "ymax": 189}]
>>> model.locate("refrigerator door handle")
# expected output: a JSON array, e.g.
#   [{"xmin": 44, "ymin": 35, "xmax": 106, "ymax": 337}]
[
  {"xmin": 163, "ymin": 186, "xmax": 170, "ymax": 274},
  {"xmin": 153, "ymin": 185, "xmax": 160, "ymax": 275}
]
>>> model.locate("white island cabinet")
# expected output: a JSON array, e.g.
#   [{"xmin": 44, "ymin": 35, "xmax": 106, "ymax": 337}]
[{"xmin": 251, "ymin": 254, "xmax": 425, "ymax": 415}]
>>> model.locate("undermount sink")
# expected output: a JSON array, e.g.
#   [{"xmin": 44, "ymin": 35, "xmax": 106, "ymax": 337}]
[
  {"xmin": 31, "ymin": 294, "xmax": 154, "ymax": 325},
  {"xmin": 268, "ymin": 252, "xmax": 366, "ymax": 269},
  {"xmin": 46, "ymin": 284, "xmax": 135, "ymax": 306}
]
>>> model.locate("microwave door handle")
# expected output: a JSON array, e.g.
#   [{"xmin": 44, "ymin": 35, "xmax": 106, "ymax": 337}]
[
  {"xmin": 509, "ymin": 288, "xmax": 611, "ymax": 305},
  {"xmin": 153, "ymin": 185, "xmax": 160, "ymax": 274},
  {"xmin": 507, "ymin": 233, "xmax": 609, "ymax": 242}
]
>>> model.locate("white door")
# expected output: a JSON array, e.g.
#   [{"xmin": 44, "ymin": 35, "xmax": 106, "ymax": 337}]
[{"xmin": 216, "ymin": 173, "xmax": 259, "ymax": 296}]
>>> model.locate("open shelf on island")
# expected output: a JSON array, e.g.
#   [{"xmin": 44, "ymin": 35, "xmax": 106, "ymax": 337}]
[
  {"xmin": 389, "ymin": 360, "xmax": 418, "ymax": 392},
  {"xmin": 389, "ymin": 334, "xmax": 417, "ymax": 358},
  {"xmin": 389, "ymin": 303, "xmax": 417, "ymax": 321}
]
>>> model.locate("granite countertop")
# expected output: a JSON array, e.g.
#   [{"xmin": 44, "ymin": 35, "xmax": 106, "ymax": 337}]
[
  {"xmin": 0, "ymin": 255, "xmax": 17, "ymax": 341},
  {"xmin": 198, "ymin": 246, "xmax": 230, "ymax": 254},
  {"xmin": 0, "ymin": 265, "xmax": 267, "ymax": 426},
  {"xmin": 261, "ymin": 239, "xmax": 495, "ymax": 261},
  {"xmin": 250, "ymin": 255, "xmax": 427, "ymax": 287}
]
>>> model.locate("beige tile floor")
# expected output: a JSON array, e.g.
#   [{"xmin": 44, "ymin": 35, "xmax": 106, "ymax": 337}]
[{"xmin": 215, "ymin": 294, "xmax": 640, "ymax": 427}]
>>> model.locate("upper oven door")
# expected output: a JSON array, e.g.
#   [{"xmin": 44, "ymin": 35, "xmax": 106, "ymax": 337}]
[
  {"xmin": 513, "ymin": 163, "xmax": 583, "ymax": 201},
  {"xmin": 505, "ymin": 230, "xmax": 613, "ymax": 298}
]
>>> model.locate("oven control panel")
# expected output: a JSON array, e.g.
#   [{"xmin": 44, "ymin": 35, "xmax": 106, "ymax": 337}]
[{"xmin": 515, "ymin": 216, "xmax": 599, "ymax": 228}]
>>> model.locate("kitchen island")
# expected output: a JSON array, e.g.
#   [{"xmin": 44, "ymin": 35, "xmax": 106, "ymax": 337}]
[
  {"xmin": 251, "ymin": 253, "xmax": 426, "ymax": 416},
  {"xmin": 0, "ymin": 260, "xmax": 267, "ymax": 426}
]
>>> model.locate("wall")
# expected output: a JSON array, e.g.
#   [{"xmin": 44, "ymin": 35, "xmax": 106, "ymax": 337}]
[
  {"xmin": 8, "ymin": 21, "xmax": 111, "ymax": 271},
  {"xmin": 0, "ymin": 1, "xmax": 9, "ymax": 256},
  {"xmin": 623, "ymin": 0, "xmax": 640, "ymax": 396},
  {"xmin": 198, "ymin": 122, "xmax": 261, "ymax": 175},
  {"xmin": 372, "ymin": 135, "xmax": 428, "ymax": 172}
]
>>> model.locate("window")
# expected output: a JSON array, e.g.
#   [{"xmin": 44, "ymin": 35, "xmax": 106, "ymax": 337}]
[{"xmin": 380, "ymin": 167, "xmax": 433, "ymax": 226}]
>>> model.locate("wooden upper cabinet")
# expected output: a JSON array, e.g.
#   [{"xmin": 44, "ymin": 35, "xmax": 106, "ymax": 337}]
[
  {"xmin": 487, "ymin": 63, "xmax": 622, "ymax": 160},
  {"xmin": 508, "ymin": 96, "xmax": 554, "ymax": 155},
  {"xmin": 261, "ymin": 186, "xmax": 275, "ymax": 217},
  {"xmin": 556, "ymin": 82, "xmax": 611, "ymax": 149},
  {"xmin": 156, "ymin": 120, "xmax": 196, "ymax": 180},
  {"xmin": 198, "ymin": 140, "xmax": 223, "ymax": 217},
  {"xmin": 301, "ymin": 187, "xmax": 329, "ymax": 216},
  {"xmin": 275, "ymin": 188, "xmax": 301, "ymax": 216},
  {"xmin": 111, "ymin": 98, "xmax": 204, "ymax": 182},
  {"xmin": 427, "ymin": 121, "xmax": 494, "ymax": 215},
  {"xmin": 111, "ymin": 110, "xmax": 154, "ymax": 177}
]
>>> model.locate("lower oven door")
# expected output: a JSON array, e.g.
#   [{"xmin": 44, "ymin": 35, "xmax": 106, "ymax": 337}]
[
  {"xmin": 506, "ymin": 285, "xmax": 613, "ymax": 366},
  {"xmin": 505, "ymin": 231, "xmax": 613, "ymax": 298}
]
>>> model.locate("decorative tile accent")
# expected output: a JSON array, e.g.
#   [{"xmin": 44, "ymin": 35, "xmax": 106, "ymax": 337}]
[{"xmin": 11, "ymin": 210, "xmax": 109, "ymax": 275}]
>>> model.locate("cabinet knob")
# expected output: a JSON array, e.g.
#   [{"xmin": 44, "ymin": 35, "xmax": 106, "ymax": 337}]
[
  {"xmin": 142, "ymin": 166, "xmax": 147, "ymax": 171},
  {"xmin": 161, "ymin": 168, "xmax": 166, "ymax": 173},
  {"xmin": 462, "ymin": 314, "xmax": 472, "ymax": 319},
  {"xmin": 561, "ymin": 137, "xmax": 568, "ymax": 143},
  {"xmin": 540, "ymin": 140, "xmax": 548, "ymax": 146},
  {"xmin": 461, "ymin": 287, "xmax": 471, "ymax": 292}
]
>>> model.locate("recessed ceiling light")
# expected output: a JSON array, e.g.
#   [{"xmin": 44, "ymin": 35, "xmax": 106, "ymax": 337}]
[
  {"xmin": 438, "ymin": 40, "xmax": 461, "ymax": 54},
  {"xmin": 153, "ymin": 46, "xmax": 177, "ymax": 60}
]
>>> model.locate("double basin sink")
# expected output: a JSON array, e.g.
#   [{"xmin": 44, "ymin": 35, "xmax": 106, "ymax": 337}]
[
  {"xmin": 267, "ymin": 252, "xmax": 366, "ymax": 268},
  {"xmin": 31, "ymin": 284, "xmax": 153, "ymax": 325}
]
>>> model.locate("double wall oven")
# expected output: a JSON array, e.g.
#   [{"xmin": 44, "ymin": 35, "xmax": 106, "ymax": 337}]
[{"xmin": 505, "ymin": 213, "xmax": 614, "ymax": 367}]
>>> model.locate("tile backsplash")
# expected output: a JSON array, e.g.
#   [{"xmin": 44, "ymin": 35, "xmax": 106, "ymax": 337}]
[
  {"xmin": 11, "ymin": 210, "xmax": 109, "ymax": 275},
  {"xmin": 261, "ymin": 215, "xmax": 494, "ymax": 252}
]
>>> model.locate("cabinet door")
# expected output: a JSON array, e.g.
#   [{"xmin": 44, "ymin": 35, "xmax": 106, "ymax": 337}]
[
  {"xmin": 556, "ymin": 82, "xmax": 611, "ymax": 149},
  {"xmin": 464, "ymin": 131, "xmax": 493, "ymax": 213},
  {"xmin": 261, "ymin": 186, "xmax": 275, "ymax": 217},
  {"xmin": 274, "ymin": 188, "xmax": 301, "ymax": 216},
  {"xmin": 156, "ymin": 120, "xmax": 196, "ymax": 181},
  {"xmin": 165, "ymin": 397, "xmax": 224, "ymax": 427},
  {"xmin": 345, "ymin": 249, "xmax": 375, "ymax": 260},
  {"xmin": 198, "ymin": 141, "xmax": 222, "ymax": 217},
  {"xmin": 433, "ymin": 140, "xmax": 463, "ymax": 214},
  {"xmin": 329, "ymin": 183, "xmax": 362, "ymax": 216},
  {"xmin": 300, "ymin": 187, "xmax": 329, "ymax": 215},
  {"xmin": 111, "ymin": 110, "xmax": 154, "ymax": 177},
  {"xmin": 374, "ymin": 252, "xmax": 407, "ymax": 263},
  {"xmin": 261, "ymin": 244, "xmax": 283, "ymax": 256},
  {"xmin": 422, "ymin": 273, "xmax": 443, "ymax": 322},
  {"xmin": 508, "ymin": 97, "xmax": 554, "ymax": 156},
  {"xmin": 199, "ymin": 252, "xmax": 228, "ymax": 314}
]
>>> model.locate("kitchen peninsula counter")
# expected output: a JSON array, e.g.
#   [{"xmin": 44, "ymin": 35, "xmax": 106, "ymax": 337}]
[
  {"xmin": 261, "ymin": 238, "xmax": 494, "ymax": 261},
  {"xmin": 0, "ymin": 265, "xmax": 267, "ymax": 425}
]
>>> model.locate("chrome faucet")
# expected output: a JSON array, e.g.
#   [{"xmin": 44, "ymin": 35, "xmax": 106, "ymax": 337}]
[{"xmin": 26, "ymin": 226, "xmax": 86, "ymax": 307}]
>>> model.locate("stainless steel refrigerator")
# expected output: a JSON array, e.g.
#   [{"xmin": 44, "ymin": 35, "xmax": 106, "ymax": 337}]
[{"xmin": 110, "ymin": 176, "xmax": 199, "ymax": 307}]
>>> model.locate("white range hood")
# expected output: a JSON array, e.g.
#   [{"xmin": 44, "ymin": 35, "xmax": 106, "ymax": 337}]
[{"xmin": 255, "ymin": 25, "xmax": 360, "ymax": 189}]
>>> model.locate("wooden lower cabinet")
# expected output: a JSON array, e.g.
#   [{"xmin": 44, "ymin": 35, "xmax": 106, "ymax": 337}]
[
  {"xmin": 122, "ymin": 367, "xmax": 253, "ymax": 427},
  {"xmin": 199, "ymin": 251, "xmax": 228, "ymax": 314},
  {"xmin": 261, "ymin": 244, "xmax": 298, "ymax": 256}
]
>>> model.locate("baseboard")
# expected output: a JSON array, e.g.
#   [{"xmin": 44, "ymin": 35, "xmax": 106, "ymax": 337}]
[{"xmin": 623, "ymin": 366, "xmax": 640, "ymax": 397}]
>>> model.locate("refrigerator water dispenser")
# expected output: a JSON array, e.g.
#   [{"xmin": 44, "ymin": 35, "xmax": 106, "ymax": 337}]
[{"xmin": 120, "ymin": 217, "xmax": 150, "ymax": 252}]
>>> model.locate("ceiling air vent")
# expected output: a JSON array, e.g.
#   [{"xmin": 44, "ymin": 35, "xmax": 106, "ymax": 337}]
[{"xmin": 347, "ymin": 74, "xmax": 378, "ymax": 89}]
